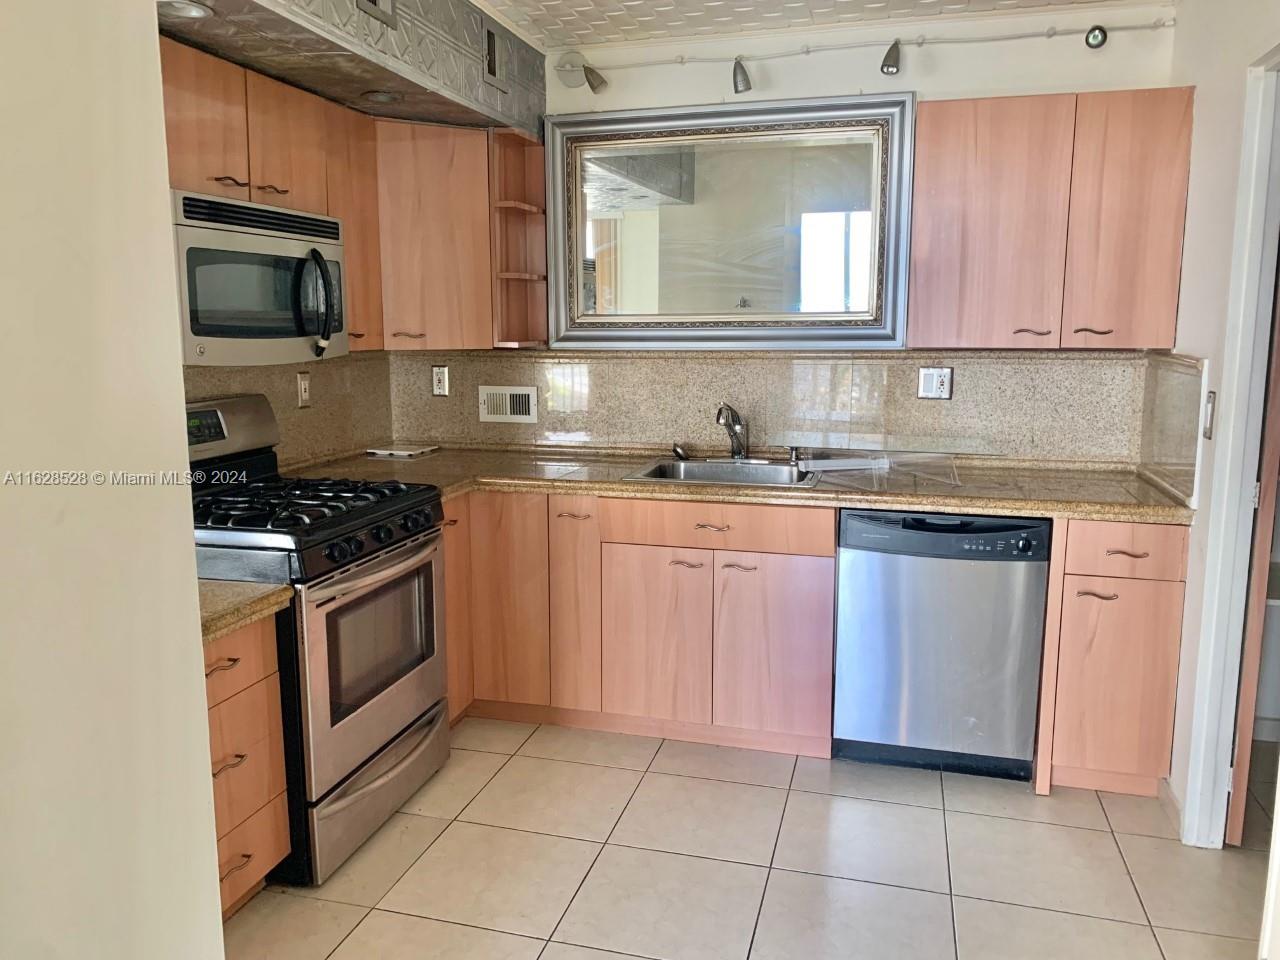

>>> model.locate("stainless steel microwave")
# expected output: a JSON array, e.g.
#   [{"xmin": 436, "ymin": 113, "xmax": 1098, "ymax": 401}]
[{"xmin": 174, "ymin": 191, "xmax": 348, "ymax": 366}]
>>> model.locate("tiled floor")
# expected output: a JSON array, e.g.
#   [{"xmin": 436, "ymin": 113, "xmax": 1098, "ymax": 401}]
[{"xmin": 227, "ymin": 719, "xmax": 1271, "ymax": 960}]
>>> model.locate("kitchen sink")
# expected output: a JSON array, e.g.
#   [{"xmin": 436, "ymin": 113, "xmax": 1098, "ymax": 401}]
[{"xmin": 623, "ymin": 458, "xmax": 822, "ymax": 488}]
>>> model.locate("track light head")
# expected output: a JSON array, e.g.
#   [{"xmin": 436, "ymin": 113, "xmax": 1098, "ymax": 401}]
[
  {"xmin": 880, "ymin": 39, "xmax": 901, "ymax": 76},
  {"xmin": 732, "ymin": 56, "xmax": 752, "ymax": 94},
  {"xmin": 556, "ymin": 52, "xmax": 607, "ymax": 94},
  {"xmin": 583, "ymin": 64, "xmax": 608, "ymax": 93},
  {"xmin": 1084, "ymin": 25, "xmax": 1108, "ymax": 49}
]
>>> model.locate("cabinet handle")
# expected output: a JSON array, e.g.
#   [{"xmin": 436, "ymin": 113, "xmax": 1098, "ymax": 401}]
[
  {"xmin": 211, "ymin": 175, "xmax": 249, "ymax": 187},
  {"xmin": 721, "ymin": 563, "xmax": 758, "ymax": 572},
  {"xmin": 392, "ymin": 332, "xmax": 426, "ymax": 339},
  {"xmin": 219, "ymin": 853, "xmax": 254, "ymax": 882},
  {"xmin": 255, "ymin": 183, "xmax": 291, "ymax": 196},
  {"xmin": 443, "ymin": 519, "xmax": 459, "ymax": 527},
  {"xmin": 669, "ymin": 560, "xmax": 705, "ymax": 569},
  {"xmin": 1076, "ymin": 590, "xmax": 1119, "ymax": 601},
  {"xmin": 1013, "ymin": 328, "xmax": 1053, "ymax": 337},
  {"xmin": 694, "ymin": 522, "xmax": 731, "ymax": 532},
  {"xmin": 557, "ymin": 512, "xmax": 592, "ymax": 520},
  {"xmin": 204, "ymin": 657, "xmax": 241, "ymax": 678},
  {"xmin": 1073, "ymin": 327, "xmax": 1115, "ymax": 336},
  {"xmin": 1105, "ymin": 548, "xmax": 1150, "ymax": 559},
  {"xmin": 212, "ymin": 753, "xmax": 249, "ymax": 778},
  {"xmin": 349, "ymin": 332, "xmax": 366, "ymax": 339}
]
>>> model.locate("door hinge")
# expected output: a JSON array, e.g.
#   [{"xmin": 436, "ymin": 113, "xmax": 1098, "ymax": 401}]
[{"xmin": 1254, "ymin": 481, "xmax": 1262, "ymax": 509}]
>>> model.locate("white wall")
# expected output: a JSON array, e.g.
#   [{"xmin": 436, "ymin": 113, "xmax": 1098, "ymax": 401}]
[
  {"xmin": 546, "ymin": 6, "xmax": 1175, "ymax": 114},
  {"xmin": 0, "ymin": 4, "xmax": 224, "ymax": 958}
]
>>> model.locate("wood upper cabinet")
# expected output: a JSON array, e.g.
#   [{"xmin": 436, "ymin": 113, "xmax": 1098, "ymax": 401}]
[
  {"xmin": 469, "ymin": 491, "xmax": 550, "ymax": 705},
  {"xmin": 602, "ymin": 543, "xmax": 713, "ymax": 724},
  {"xmin": 159, "ymin": 37, "xmax": 250, "ymax": 200},
  {"xmin": 376, "ymin": 121, "xmax": 494, "ymax": 350},
  {"xmin": 907, "ymin": 95, "xmax": 1076, "ymax": 349},
  {"xmin": 1061, "ymin": 88, "xmax": 1193, "ymax": 349},
  {"xmin": 443, "ymin": 494, "xmax": 474, "ymax": 721},
  {"xmin": 326, "ymin": 103, "xmax": 384, "ymax": 350},
  {"xmin": 549, "ymin": 495, "xmax": 602, "ymax": 712},
  {"xmin": 713, "ymin": 552, "xmax": 835, "ymax": 738},
  {"xmin": 245, "ymin": 72, "xmax": 328, "ymax": 214}
]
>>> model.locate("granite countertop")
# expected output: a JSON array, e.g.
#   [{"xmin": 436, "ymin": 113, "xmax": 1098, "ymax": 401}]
[
  {"xmin": 296, "ymin": 446, "xmax": 1194, "ymax": 525},
  {"xmin": 198, "ymin": 579, "xmax": 293, "ymax": 646}
]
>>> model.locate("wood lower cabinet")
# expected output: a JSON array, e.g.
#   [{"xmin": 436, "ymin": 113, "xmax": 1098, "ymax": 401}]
[
  {"xmin": 209, "ymin": 673, "xmax": 286, "ymax": 839},
  {"xmin": 326, "ymin": 103, "xmax": 384, "ymax": 350},
  {"xmin": 549, "ymin": 495, "xmax": 602, "ymax": 711},
  {"xmin": 470, "ymin": 492, "xmax": 551, "ymax": 705},
  {"xmin": 159, "ymin": 38, "xmax": 250, "ymax": 200},
  {"xmin": 713, "ymin": 552, "xmax": 835, "ymax": 738},
  {"xmin": 602, "ymin": 543, "xmax": 713, "ymax": 724},
  {"xmin": 244, "ymin": 72, "xmax": 328, "ymax": 214},
  {"xmin": 443, "ymin": 494, "xmax": 474, "ymax": 721},
  {"xmin": 217, "ymin": 792, "xmax": 289, "ymax": 916}
]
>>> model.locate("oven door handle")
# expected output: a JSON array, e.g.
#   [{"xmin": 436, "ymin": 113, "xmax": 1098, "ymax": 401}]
[
  {"xmin": 315, "ymin": 707, "xmax": 445, "ymax": 821},
  {"xmin": 306, "ymin": 535, "xmax": 440, "ymax": 606}
]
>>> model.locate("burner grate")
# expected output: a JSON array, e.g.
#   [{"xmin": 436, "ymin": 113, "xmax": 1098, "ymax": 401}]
[{"xmin": 193, "ymin": 477, "xmax": 417, "ymax": 532}]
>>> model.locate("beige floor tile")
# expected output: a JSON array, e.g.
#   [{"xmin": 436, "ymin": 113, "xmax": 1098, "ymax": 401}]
[
  {"xmin": 944, "ymin": 773, "xmax": 1108, "ymax": 830},
  {"xmin": 953, "ymin": 897, "xmax": 1161, "ymax": 959},
  {"xmin": 609, "ymin": 772, "xmax": 786, "ymax": 865},
  {"xmin": 223, "ymin": 891, "xmax": 367, "ymax": 960},
  {"xmin": 1251, "ymin": 739, "xmax": 1278, "ymax": 785},
  {"xmin": 541, "ymin": 947, "xmax": 638, "ymax": 960},
  {"xmin": 459, "ymin": 755, "xmax": 641, "ymax": 841},
  {"xmin": 379, "ymin": 821, "xmax": 600, "ymax": 938},
  {"xmin": 947, "ymin": 812, "xmax": 1145, "ymax": 922},
  {"xmin": 450, "ymin": 717, "xmax": 539, "ymax": 754},
  {"xmin": 1099, "ymin": 792, "xmax": 1180, "ymax": 839},
  {"xmin": 329, "ymin": 910, "xmax": 543, "ymax": 960},
  {"xmin": 772, "ymin": 789, "xmax": 950, "ymax": 893},
  {"xmin": 399, "ymin": 748, "xmax": 507, "ymax": 819},
  {"xmin": 517, "ymin": 725, "xmax": 661, "ymax": 770},
  {"xmin": 553, "ymin": 845, "xmax": 765, "ymax": 960},
  {"xmin": 1243, "ymin": 792, "xmax": 1273, "ymax": 851},
  {"xmin": 752, "ymin": 869, "xmax": 955, "ymax": 960},
  {"xmin": 649, "ymin": 739, "xmax": 796, "ymax": 787},
  {"xmin": 791, "ymin": 756, "xmax": 942, "ymax": 808},
  {"xmin": 272, "ymin": 812, "xmax": 447, "ymax": 907},
  {"xmin": 1117, "ymin": 833, "xmax": 1268, "ymax": 939},
  {"xmin": 1153, "ymin": 927, "xmax": 1259, "ymax": 960}
]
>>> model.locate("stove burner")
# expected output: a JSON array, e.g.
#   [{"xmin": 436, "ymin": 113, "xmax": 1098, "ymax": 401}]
[{"xmin": 193, "ymin": 477, "xmax": 419, "ymax": 533}]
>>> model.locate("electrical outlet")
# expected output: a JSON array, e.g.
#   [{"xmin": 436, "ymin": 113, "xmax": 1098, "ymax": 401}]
[
  {"xmin": 432, "ymin": 366, "xmax": 450, "ymax": 397},
  {"xmin": 297, "ymin": 371, "xmax": 312, "ymax": 408},
  {"xmin": 917, "ymin": 367, "xmax": 952, "ymax": 400}
]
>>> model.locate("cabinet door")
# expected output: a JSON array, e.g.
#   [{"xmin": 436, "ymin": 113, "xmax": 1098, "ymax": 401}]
[
  {"xmin": 1062, "ymin": 88, "xmax": 1193, "ymax": 349},
  {"xmin": 601, "ymin": 543, "xmax": 712, "ymax": 723},
  {"xmin": 245, "ymin": 72, "xmax": 328, "ymax": 214},
  {"xmin": 375, "ymin": 121, "xmax": 493, "ymax": 350},
  {"xmin": 549, "ymin": 495, "xmax": 602, "ymax": 711},
  {"xmin": 326, "ymin": 104, "xmax": 384, "ymax": 350},
  {"xmin": 159, "ymin": 37, "xmax": 249, "ymax": 200},
  {"xmin": 470, "ymin": 492, "xmax": 550, "ymax": 705},
  {"xmin": 713, "ymin": 552, "xmax": 835, "ymax": 738},
  {"xmin": 1053, "ymin": 575, "xmax": 1184, "ymax": 779},
  {"xmin": 907, "ymin": 95, "xmax": 1076, "ymax": 349},
  {"xmin": 443, "ymin": 494, "xmax": 473, "ymax": 721}
]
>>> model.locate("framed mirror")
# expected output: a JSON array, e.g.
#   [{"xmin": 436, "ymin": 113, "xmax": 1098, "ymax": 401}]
[{"xmin": 546, "ymin": 94, "xmax": 914, "ymax": 350}]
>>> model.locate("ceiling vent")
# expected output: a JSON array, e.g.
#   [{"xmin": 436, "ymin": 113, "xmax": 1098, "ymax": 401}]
[
  {"xmin": 355, "ymin": 0, "xmax": 398, "ymax": 29},
  {"xmin": 479, "ymin": 386, "xmax": 537, "ymax": 423}
]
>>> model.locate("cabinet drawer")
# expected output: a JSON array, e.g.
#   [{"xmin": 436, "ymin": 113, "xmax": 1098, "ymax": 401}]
[
  {"xmin": 204, "ymin": 616, "xmax": 277, "ymax": 708},
  {"xmin": 209, "ymin": 673, "xmax": 286, "ymax": 838},
  {"xmin": 598, "ymin": 498, "xmax": 835, "ymax": 557},
  {"xmin": 216, "ymin": 791, "xmax": 289, "ymax": 910},
  {"xmin": 1065, "ymin": 520, "xmax": 1188, "ymax": 581}
]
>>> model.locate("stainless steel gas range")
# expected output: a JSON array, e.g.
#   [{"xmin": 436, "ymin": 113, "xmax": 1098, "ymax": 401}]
[{"xmin": 188, "ymin": 394, "xmax": 449, "ymax": 885}]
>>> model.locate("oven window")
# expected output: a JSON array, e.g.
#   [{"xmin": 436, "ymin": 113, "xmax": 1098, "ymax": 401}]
[
  {"xmin": 326, "ymin": 565, "xmax": 434, "ymax": 725},
  {"xmin": 187, "ymin": 248, "xmax": 343, "ymax": 338}
]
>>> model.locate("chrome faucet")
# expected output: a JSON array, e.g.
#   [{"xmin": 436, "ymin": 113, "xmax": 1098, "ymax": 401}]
[{"xmin": 716, "ymin": 402, "xmax": 749, "ymax": 459}]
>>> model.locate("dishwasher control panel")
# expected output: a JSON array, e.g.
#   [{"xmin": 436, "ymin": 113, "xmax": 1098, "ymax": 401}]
[{"xmin": 839, "ymin": 510, "xmax": 1051, "ymax": 562}]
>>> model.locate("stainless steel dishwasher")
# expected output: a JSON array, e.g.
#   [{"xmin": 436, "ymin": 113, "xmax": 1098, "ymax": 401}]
[{"xmin": 833, "ymin": 510, "xmax": 1051, "ymax": 779}]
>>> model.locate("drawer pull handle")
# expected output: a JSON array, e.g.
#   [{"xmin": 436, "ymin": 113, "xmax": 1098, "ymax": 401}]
[
  {"xmin": 721, "ymin": 563, "xmax": 758, "ymax": 572},
  {"xmin": 392, "ymin": 331, "xmax": 426, "ymax": 339},
  {"xmin": 694, "ymin": 522, "xmax": 731, "ymax": 532},
  {"xmin": 219, "ymin": 853, "xmax": 254, "ymax": 882},
  {"xmin": 255, "ymin": 183, "xmax": 290, "ymax": 196},
  {"xmin": 1013, "ymin": 328, "xmax": 1053, "ymax": 337},
  {"xmin": 443, "ymin": 519, "xmax": 459, "ymax": 527},
  {"xmin": 349, "ymin": 332, "xmax": 366, "ymax": 339},
  {"xmin": 669, "ymin": 560, "xmax": 705, "ymax": 569},
  {"xmin": 557, "ymin": 512, "xmax": 592, "ymax": 520},
  {"xmin": 211, "ymin": 175, "xmax": 249, "ymax": 187},
  {"xmin": 1073, "ymin": 327, "xmax": 1115, "ymax": 336},
  {"xmin": 212, "ymin": 754, "xmax": 249, "ymax": 779},
  {"xmin": 1076, "ymin": 590, "xmax": 1119, "ymax": 601},
  {"xmin": 1105, "ymin": 548, "xmax": 1150, "ymax": 559},
  {"xmin": 204, "ymin": 657, "xmax": 241, "ymax": 678}
]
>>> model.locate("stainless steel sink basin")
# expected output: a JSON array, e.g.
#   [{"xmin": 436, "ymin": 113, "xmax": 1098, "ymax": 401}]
[{"xmin": 623, "ymin": 458, "xmax": 821, "ymax": 488}]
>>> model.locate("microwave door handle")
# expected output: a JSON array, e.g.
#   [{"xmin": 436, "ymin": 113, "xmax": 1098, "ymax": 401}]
[{"xmin": 310, "ymin": 248, "xmax": 335, "ymax": 358}]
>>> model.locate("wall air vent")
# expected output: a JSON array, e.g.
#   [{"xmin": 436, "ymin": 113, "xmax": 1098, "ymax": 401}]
[
  {"xmin": 356, "ymin": 0, "xmax": 398, "ymax": 29},
  {"xmin": 480, "ymin": 15, "xmax": 508, "ymax": 92},
  {"xmin": 479, "ymin": 386, "xmax": 537, "ymax": 423}
]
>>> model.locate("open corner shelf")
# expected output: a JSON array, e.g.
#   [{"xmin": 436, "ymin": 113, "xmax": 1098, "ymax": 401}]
[
  {"xmin": 494, "ymin": 199, "xmax": 545, "ymax": 215},
  {"xmin": 489, "ymin": 127, "xmax": 548, "ymax": 349}
]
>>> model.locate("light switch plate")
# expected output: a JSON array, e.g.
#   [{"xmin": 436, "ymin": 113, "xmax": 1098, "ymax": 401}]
[
  {"xmin": 432, "ymin": 366, "xmax": 449, "ymax": 397},
  {"xmin": 297, "ymin": 371, "xmax": 312, "ymax": 408},
  {"xmin": 917, "ymin": 367, "xmax": 952, "ymax": 400}
]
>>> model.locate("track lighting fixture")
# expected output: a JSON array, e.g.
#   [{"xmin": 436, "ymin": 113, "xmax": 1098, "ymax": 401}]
[
  {"xmin": 583, "ymin": 64, "xmax": 609, "ymax": 93},
  {"xmin": 880, "ymin": 40, "xmax": 901, "ymax": 76},
  {"xmin": 1084, "ymin": 25, "xmax": 1109, "ymax": 49},
  {"xmin": 732, "ymin": 56, "xmax": 752, "ymax": 94},
  {"xmin": 555, "ymin": 52, "xmax": 608, "ymax": 94},
  {"xmin": 156, "ymin": 0, "xmax": 214, "ymax": 18}
]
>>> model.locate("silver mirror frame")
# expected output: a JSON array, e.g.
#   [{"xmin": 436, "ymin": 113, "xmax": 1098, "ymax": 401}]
[{"xmin": 546, "ymin": 93, "xmax": 915, "ymax": 350}]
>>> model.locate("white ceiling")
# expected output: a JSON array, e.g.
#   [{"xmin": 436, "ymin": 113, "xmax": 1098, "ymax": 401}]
[{"xmin": 480, "ymin": 0, "xmax": 1162, "ymax": 49}]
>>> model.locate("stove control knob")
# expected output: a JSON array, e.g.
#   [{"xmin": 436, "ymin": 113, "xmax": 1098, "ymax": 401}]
[
  {"xmin": 400, "ymin": 513, "xmax": 418, "ymax": 532},
  {"xmin": 372, "ymin": 524, "xmax": 394, "ymax": 544},
  {"xmin": 345, "ymin": 535, "xmax": 365, "ymax": 556},
  {"xmin": 324, "ymin": 541, "xmax": 351, "ymax": 564}
]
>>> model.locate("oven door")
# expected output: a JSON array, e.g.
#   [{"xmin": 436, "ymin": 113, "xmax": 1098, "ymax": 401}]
[
  {"xmin": 297, "ymin": 532, "xmax": 446, "ymax": 800},
  {"xmin": 176, "ymin": 223, "xmax": 348, "ymax": 366}
]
